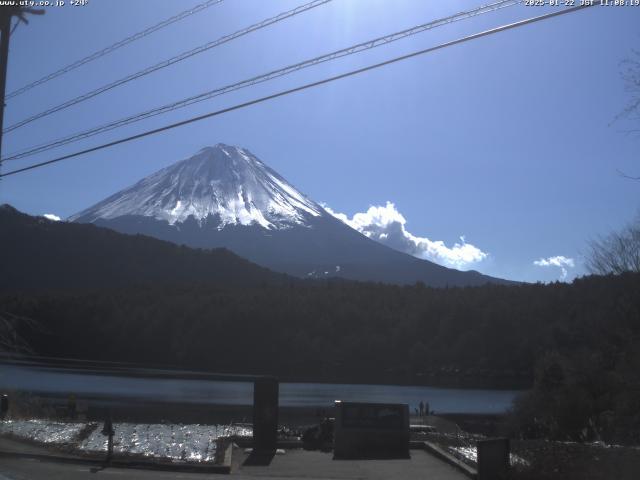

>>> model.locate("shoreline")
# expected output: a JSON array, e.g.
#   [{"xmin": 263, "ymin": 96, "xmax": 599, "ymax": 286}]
[{"xmin": 7, "ymin": 396, "xmax": 510, "ymax": 431}]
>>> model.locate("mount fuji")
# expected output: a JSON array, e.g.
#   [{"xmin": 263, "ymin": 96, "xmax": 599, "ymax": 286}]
[{"xmin": 71, "ymin": 144, "xmax": 509, "ymax": 286}]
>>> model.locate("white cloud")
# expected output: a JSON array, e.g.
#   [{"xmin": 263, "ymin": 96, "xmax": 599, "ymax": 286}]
[
  {"xmin": 533, "ymin": 255, "xmax": 575, "ymax": 280},
  {"xmin": 323, "ymin": 202, "xmax": 488, "ymax": 269},
  {"xmin": 43, "ymin": 213, "xmax": 61, "ymax": 222}
]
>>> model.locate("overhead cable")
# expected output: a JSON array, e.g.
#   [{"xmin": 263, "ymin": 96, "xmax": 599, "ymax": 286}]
[
  {"xmin": 5, "ymin": 0, "xmax": 225, "ymax": 100},
  {"xmin": 3, "ymin": 0, "xmax": 522, "ymax": 161},
  {"xmin": 0, "ymin": 4, "xmax": 595, "ymax": 179},
  {"xmin": 3, "ymin": 0, "xmax": 332, "ymax": 133}
]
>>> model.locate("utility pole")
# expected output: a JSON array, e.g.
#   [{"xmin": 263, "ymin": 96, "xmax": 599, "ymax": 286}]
[
  {"xmin": 0, "ymin": 10, "xmax": 12, "ymax": 167},
  {"xmin": 0, "ymin": 7, "xmax": 44, "ymax": 175}
]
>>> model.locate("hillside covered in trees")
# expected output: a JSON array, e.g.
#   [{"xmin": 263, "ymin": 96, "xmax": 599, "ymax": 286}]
[
  {"xmin": 3, "ymin": 272, "xmax": 638, "ymax": 384},
  {"xmin": 0, "ymin": 204, "xmax": 290, "ymax": 291}
]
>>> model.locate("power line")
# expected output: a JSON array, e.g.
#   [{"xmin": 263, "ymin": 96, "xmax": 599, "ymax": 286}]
[
  {"xmin": 4, "ymin": 0, "xmax": 225, "ymax": 101},
  {"xmin": 0, "ymin": 4, "xmax": 595, "ymax": 180},
  {"xmin": 2, "ymin": 0, "xmax": 510, "ymax": 138},
  {"xmin": 3, "ymin": 0, "xmax": 332, "ymax": 134},
  {"xmin": 0, "ymin": 352, "xmax": 268, "ymax": 382},
  {"xmin": 3, "ymin": 0, "xmax": 523, "ymax": 162}
]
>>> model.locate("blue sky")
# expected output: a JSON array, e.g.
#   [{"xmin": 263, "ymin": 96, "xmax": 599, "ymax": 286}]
[{"xmin": 1, "ymin": 0, "xmax": 638, "ymax": 283}]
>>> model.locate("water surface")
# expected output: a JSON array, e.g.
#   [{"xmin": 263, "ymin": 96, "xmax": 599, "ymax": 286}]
[{"xmin": 1, "ymin": 365, "xmax": 521, "ymax": 414}]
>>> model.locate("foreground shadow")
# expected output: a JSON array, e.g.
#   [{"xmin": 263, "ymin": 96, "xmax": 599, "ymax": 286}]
[
  {"xmin": 243, "ymin": 449, "xmax": 276, "ymax": 466},
  {"xmin": 333, "ymin": 453, "xmax": 411, "ymax": 461}
]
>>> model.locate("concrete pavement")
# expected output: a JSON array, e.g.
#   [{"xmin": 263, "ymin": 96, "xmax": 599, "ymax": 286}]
[
  {"xmin": 0, "ymin": 457, "xmax": 212, "ymax": 480},
  {"xmin": 233, "ymin": 447, "xmax": 470, "ymax": 479}
]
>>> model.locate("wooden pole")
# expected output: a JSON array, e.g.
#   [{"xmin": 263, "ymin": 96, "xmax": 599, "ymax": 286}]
[{"xmin": 0, "ymin": 11, "xmax": 12, "ymax": 167}]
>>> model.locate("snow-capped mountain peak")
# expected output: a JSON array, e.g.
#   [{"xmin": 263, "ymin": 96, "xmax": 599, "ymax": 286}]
[
  {"xmin": 69, "ymin": 143, "xmax": 512, "ymax": 286},
  {"xmin": 70, "ymin": 143, "xmax": 322, "ymax": 230}
]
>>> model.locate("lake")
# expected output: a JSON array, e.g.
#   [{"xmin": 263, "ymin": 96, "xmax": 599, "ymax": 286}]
[{"xmin": 1, "ymin": 365, "xmax": 522, "ymax": 414}]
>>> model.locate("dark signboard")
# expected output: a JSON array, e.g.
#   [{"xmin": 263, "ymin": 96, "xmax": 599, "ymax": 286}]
[
  {"xmin": 341, "ymin": 403, "xmax": 405, "ymax": 430},
  {"xmin": 334, "ymin": 401, "xmax": 410, "ymax": 459}
]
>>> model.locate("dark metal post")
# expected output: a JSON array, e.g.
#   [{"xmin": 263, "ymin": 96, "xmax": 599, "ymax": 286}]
[
  {"xmin": 0, "ymin": 394, "xmax": 8, "ymax": 419},
  {"xmin": 107, "ymin": 433, "xmax": 113, "ymax": 463},
  {"xmin": 101, "ymin": 411, "xmax": 115, "ymax": 465},
  {"xmin": 477, "ymin": 438, "xmax": 510, "ymax": 480},
  {"xmin": 252, "ymin": 376, "xmax": 278, "ymax": 452}
]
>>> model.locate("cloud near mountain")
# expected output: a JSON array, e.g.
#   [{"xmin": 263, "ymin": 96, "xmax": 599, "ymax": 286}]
[
  {"xmin": 323, "ymin": 202, "xmax": 488, "ymax": 269},
  {"xmin": 533, "ymin": 255, "xmax": 575, "ymax": 280}
]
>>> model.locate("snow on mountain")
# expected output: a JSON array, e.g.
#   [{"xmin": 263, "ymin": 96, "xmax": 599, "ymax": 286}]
[{"xmin": 70, "ymin": 143, "xmax": 322, "ymax": 229}]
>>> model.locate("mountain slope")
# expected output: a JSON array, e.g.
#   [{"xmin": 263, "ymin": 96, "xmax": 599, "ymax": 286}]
[
  {"xmin": 71, "ymin": 143, "xmax": 512, "ymax": 287},
  {"xmin": 0, "ymin": 204, "xmax": 289, "ymax": 291}
]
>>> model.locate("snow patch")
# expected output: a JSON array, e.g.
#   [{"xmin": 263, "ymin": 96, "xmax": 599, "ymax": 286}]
[
  {"xmin": 70, "ymin": 144, "xmax": 323, "ymax": 230},
  {"xmin": 0, "ymin": 419, "xmax": 82, "ymax": 444},
  {"xmin": 449, "ymin": 445, "xmax": 529, "ymax": 467},
  {"xmin": 1, "ymin": 419, "xmax": 252, "ymax": 463},
  {"xmin": 78, "ymin": 422, "xmax": 251, "ymax": 461}
]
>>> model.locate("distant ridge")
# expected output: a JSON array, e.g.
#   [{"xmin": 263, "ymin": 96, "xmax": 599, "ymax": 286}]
[{"xmin": 0, "ymin": 204, "xmax": 289, "ymax": 291}]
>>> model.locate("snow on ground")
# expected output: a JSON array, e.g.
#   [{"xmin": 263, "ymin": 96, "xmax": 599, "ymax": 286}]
[
  {"xmin": 0, "ymin": 420, "xmax": 252, "ymax": 462},
  {"xmin": 449, "ymin": 445, "xmax": 530, "ymax": 467},
  {"xmin": 79, "ymin": 422, "xmax": 252, "ymax": 461},
  {"xmin": 0, "ymin": 419, "xmax": 84, "ymax": 444}
]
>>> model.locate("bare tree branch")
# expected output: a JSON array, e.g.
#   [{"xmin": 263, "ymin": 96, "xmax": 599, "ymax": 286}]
[
  {"xmin": 587, "ymin": 217, "xmax": 640, "ymax": 275},
  {"xmin": 0, "ymin": 311, "xmax": 44, "ymax": 354},
  {"xmin": 613, "ymin": 48, "xmax": 640, "ymax": 180},
  {"xmin": 616, "ymin": 169, "xmax": 640, "ymax": 181}
]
